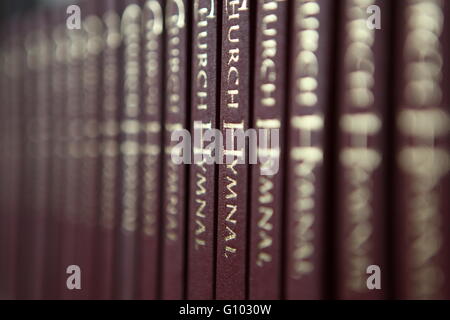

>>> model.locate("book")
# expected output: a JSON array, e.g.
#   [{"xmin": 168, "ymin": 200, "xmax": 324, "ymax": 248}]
[
  {"xmin": 1, "ymin": 0, "xmax": 449, "ymax": 302},
  {"xmin": 334, "ymin": 0, "xmax": 391, "ymax": 300},
  {"xmin": 115, "ymin": 0, "xmax": 142, "ymax": 300},
  {"xmin": 249, "ymin": 0, "xmax": 288, "ymax": 300},
  {"xmin": 44, "ymin": 6, "xmax": 69, "ymax": 300},
  {"xmin": 16, "ymin": 12, "xmax": 34, "ymax": 300},
  {"xmin": 0, "ymin": 25, "xmax": 7, "ymax": 299},
  {"xmin": 75, "ymin": 0, "xmax": 104, "ymax": 299},
  {"xmin": 394, "ymin": 0, "xmax": 450, "ymax": 300},
  {"xmin": 136, "ymin": 0, "xmax": 164, "ymax": 300},
  {"xmin": 187, "ymin": 0, "xmax": 219, "ymax": 300},
  {"xmin": 216, "ymin": 0, "xmax": 251, "ymax": 300},
  {"xmin": 96, "ymin": 0, "xmax": 122, "ymax": 300},
  {"xmin": 0, "ymin": 17, "xmax": 23, "ymax": 300},
  {"xmin": 17, "ymin": 10, "xmax": 52, "ymax": 300},
  {"xmin": 161, "ymin": 0, "xmax": 191, "ymax": 300},
  {"xmin": 58, "ymin": 8, "xmax": 85, "ymax": 299},
  {"xmin": 284, "ymin": 0, "xmax": 336, "ymax": 299}
]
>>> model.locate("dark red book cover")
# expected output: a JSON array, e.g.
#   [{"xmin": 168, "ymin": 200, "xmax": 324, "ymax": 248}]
[
  {"xmin": 394, "ymin": 0, "xmax": 450, "ymax": 300},
  {"xmin": 74, "ymin": 0, "xmax": 104, "ymax": 299},
  {"xmin": 32, "ymin": 9, "xmax": 52, "ymax": 300},
  {"xmin": 59, "ymin": 13, "xmax": 84, "ymax": 300},
  {"xmin": 187, "ymin": 0, "xmax": 219, "ymax": 300},
  {"xmin": 284, "ymin": 0, "xmax": 335, "ymax": 299},
  {"xmin": 216, "ymin": 0, "xmax": 251, "ymax": 300},
  {"xmin": 44, "ymin": 6, "xmax": 69, "ymax": 300},
  {"xmin": 249, "ymin": 0, "xmax": 288, "ymax": 300},
  {"xmin": 0, "ymin": 25, "xmax": 7, "ymax": 298},
  {"xmin": 161, "ymin": 0, "xmax": 191, "ymax": 300},
  {"xmin": 17, "ymin": 10, "xmax": 52, "ymax": 300},
  {"xmin": 16, "ymin": 12, "xmax": 35, "ymax": 300},
  {"xmin": 96, "ymin": 0, "xmax": 122, "ymax": 300},
  {"xmin": 334, "ymin": 0, "xmax": 391, "ymax": 300},
  {"xmin": 0, "ymin": 17, "xmax": 23, "ymax": 299},
  {"xmin": 115, "ymin": 0, "xmax": 142, "ymax": 300},
  {"xmin": 136, "ymin": 0, "xmax": 164, "ymax": 300}
]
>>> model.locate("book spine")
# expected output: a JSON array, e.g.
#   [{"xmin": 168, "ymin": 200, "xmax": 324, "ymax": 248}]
[
  {"xmin": 115, "ymin": 0, "xmax": 142, "ymax": 300},
  {"xmin": 284, "ymin": 0, "xmax": 335, "ymax": 299},
  {"xmin": 187, "ymin": 0, "xmax": 219, "ymax": 300},
  {"xmin": 334, "ymin": 0, "xmax": 391, "ymax": 299},
  {"xmin": 0, "ymin": 28, "xmax": 7, "ymax": 299},
  {"xmin": 33, "ymin": 10, "xmax": 52, "ymax": 300},
  {"xmin": 17, "ymin": 11, "xmax": 51, "ymax": 299},
  {"xmin": 59, "ymin": 18, "xmax": 84, "ymax": 300},
  {"xmin": 161, "ymin": 0, "xmax": 191, "ymax": 300},
  {"xmin": 17, "ymin": 14, "xmax": 35, "ymax": 300},
  {"xmin": 394, "ymin": 0, "xmax": 450, "ymax": 300},
  {"xmin": 137, "ymin": 0, "xmax": 164, "ymax": 300},
  {"xmin": 44, "ymin": 10, "xmax": 66, "ymax": 300},
  {"xmin": 216, "ymin": 0, "xmax": 251, "ymax": 300},
  {"xmin": 75, "ymin": 0, "xmax": 104, "ymax": 299},
  {"xmin": 0, "ymin": 24, "xmax": 7, "ymax": 299},
  {"xmin": 249, "ymin": 0, "xmax": 288, "ymax": 300},
  {"xmin": 97, "ymin": 0, "xmax": 122, "ymax": 300},
  {"xmin": 0, "ymin": 19, "xmax": 22, "ymax": 299}
]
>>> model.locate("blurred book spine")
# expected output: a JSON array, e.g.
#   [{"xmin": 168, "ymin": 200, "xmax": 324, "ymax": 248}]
[
  {"xmin": 334, "ymin": 0, "xmax": 391, "ymax": 300},
  {"xmin": 96, "ymin": 0, "xmax": 122, "ymax": 300},
  {"xmin": 249, "ymin": 0, "xmax": 288, "ymax": 300},
  {"xmin": 137, "ymin": 0, "xmax": 164, "ymax": 300},
  {"xmin": 284, "ymin": 0, "xmax": 335, "ymax": 299},
  {"xmin": 115, "ymin": 0, "xmax": 141, "ymax": 300},
  {"xmin": 394, "ymin": 0, "xmax": 450, "ymax": 300},
  {"xmin": 161, "ymin": 0, "xmax": 191, "ymax": 300}
]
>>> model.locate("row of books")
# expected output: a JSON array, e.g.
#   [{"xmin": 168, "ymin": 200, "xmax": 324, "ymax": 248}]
[{"xmin": 0, "ymin": 0, "xmax": 448, "ymax": 300}]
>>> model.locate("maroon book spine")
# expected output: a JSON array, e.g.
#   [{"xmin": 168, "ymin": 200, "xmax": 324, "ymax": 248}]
[
  {"xmin": 45, "ymin": 8, "xmax": 68, "ymax": 300},
  {"xmin": 33, "ymin": 10, "xmax": 52, "ymax": 300},
  {"xmin": 0, "ymin": 27, "xmax": 7, "ymax": 299},
  {"xmin": 17, "ymin": 13, "xmax": 35, "ymax": 300},
  {"xmin": 74, "ymin": 0, "xmax": 104, "ymax": 299},
  {"xmin": 136, "ymin": 0, "xmax": 164, "ymax": 300},
  {"xmin": 187, "ymin": 0, "xmax": 219, "ymax": 300},
  {"xmin": 0, "ymin": 23, "xmax": 7, "ymax": 299},
  {"xmin": 334, "ymin": 0, "xmax": 391, "ymax": 300},
  {"xmin": 394, "ymin": 0, "xmax": 450, "ymax": 300},
  {"xmin": 161, "ymin": 0, "xmax": 191, "ymax": 300},
  {"xmin": 17, "ymin": 11, "xmax": 51, "ymax": 300},
  {"xmin": 216, "ymin": 0, "xmax": 251, "ymax": 300},
  {"xmin": 59, "ymin": 17, "xmax": 84, "ymax": 300},
  {"xmin": 115, "ymin": 0, "xmax": 142, "ymax": 300},
  {"xmin": 0, "ymin": 18, "xmax": 23, "ymax": 299},
  {"xmin": 96, "ymin": 0, "xmax": 122, "ymax": 300},
  {"xmin": 249, "ymin": 0, "xmax": 288, "ymax": 300},
  {"xmin": 284, "ymin": 0, "xmax": 335, "ymax": 299}
]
